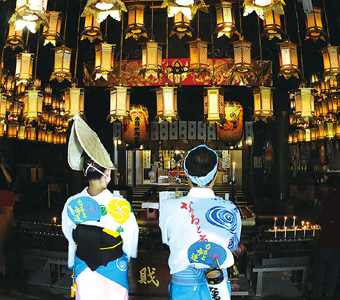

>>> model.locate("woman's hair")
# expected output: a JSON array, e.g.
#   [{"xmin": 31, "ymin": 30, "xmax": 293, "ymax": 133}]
[
  {"xmin": 82, "ymin": 153, "xmax": 107, "ymax": 181},
  {"xmin": 185, "ymin": 146, "xmax": 217, "ymax": 186}
]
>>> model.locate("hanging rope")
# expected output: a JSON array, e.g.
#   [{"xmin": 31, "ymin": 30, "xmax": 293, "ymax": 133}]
[
  {"xmin": 119, "ymin": 10, "xmax": 124, "ymax": 81},
  {"xmin": 74, "ymin": 0, "xmax": 82, "ymax": 81},
  {"xmin": 294, "ymin": 0, "xmax": 305, "ymax": 81},
  {"xmin": 257, "ymin": 16, "xmax": 264, "ymax": 82},
  {"xmin": 238, "ymin": 0, "xmax": 243, "ymax": 38},
  {"xmin": 63, "ymin": 0, "xmax": 70, "ymax": 45},
  {"xmin": 323, "ymin": 0, "xmax": 330, "ymax": 43}
]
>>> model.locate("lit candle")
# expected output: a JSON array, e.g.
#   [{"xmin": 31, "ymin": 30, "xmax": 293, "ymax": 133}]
[
  {"xmin": 303, "ymin": 226, "xmax": 306, "ymax": 237},
  {"xmin": 306, "ymin": 221, "xmax": 310, "ymax": 228},
  {"xmin": 274, "ymin": 217, "xmax": 277, "ymax": 228},
  {"xmin": 52, "ymin": 216, "xmax": 57, "ymax": 224},
  {"xmin": 294, "ymin": 226, "xmax": 297, "ymax": 238},
  {"xmin": 232, "ymin": 162, "xmax": 236, "ymax": 182},
  {"xmin": 274, "ymin": 226, "xmax": 277, "ymax": 239},
  {"xmin": 284, "ymin": 216, "xmax": 287, "ymax": 228},
  {"xmin": 313, "ymin": 225, "xmax": 316, "ymax": 237},
  {"xmin": 293, "ymin": 216, "xmax": 296, "ymax": 228},
  {"xmin": 301, "ymin": 221, "xmax": 305, "ymax": 227},
  {"xmin": 284, "ymin": 226, "xmax": 287, "ymax": 238}
]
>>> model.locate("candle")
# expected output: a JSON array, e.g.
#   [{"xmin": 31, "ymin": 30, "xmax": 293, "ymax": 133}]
[
  {"xmin": 293, "ymin": 216, "xmax": 296, "ymax": 228},
  {"xmin": 306, "ymin": 221, "xmax": 310, "ymax": 228},
  {"xmin": 274, "ymin": 226, "xmax": 277, "ymax": 239},
  {"xmin": 313, "ymin": 225, "xmax": 315, "ymax": 237},
  {"xmin": 301, "ymin": 221, "xmax": 305, "ymax": 227},
  {"xmin": 232, "ymin": 162, "xmax": 236, "ymax": 182},
  {"xmin": 52, "ymin": 216, "xmax": 57, "ymax": 224},
  {"xmin": 284, "ymin": 226, "xmax": 287, "ymax": 238},
  {"xmin": 284, "ymin": 216, "xmax": 287, "ymax": 228},
  {"xmin": 303, "ymin": 226, "xmax": 306, "ymax": 237},
  {"xmin": 274, "ymin": 217, "xmax": 277, "ymax": 228},
  {"xmin": 294, "ymin": 226, "xmax": 297, "ymax": 238}
]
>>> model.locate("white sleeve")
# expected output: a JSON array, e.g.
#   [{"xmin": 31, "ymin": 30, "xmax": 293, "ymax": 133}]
[
  {"xmin": 159, "ymin": 200, "xmax": 169, "ymax": 245},
  {"xmin": 120, "ymin": 208, "xmax": 139, "ymax": 260}
]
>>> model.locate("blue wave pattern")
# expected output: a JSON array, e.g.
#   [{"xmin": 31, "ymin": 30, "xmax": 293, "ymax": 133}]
[{"xmin": 206, "ymin": 205, "xmax": 240, "ymax": 251}]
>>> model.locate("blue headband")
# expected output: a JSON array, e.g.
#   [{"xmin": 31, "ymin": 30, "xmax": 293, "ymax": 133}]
[{"xmin": 184, "ymin": 145, "xmax": 218, "ymax": 187}]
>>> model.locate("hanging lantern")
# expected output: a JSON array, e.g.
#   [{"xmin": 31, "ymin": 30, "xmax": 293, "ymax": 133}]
[
  {"xmin": 23, "ymin": 89, "xmax": 43, "ymax": 120},
  {"xmin": 305, "ymin": 7, "xmax": 326, "ymax": 42},
  {"xmin": 320, "ymin": 80, "xmax": 330, "ymax": 95},
  {"xmin": 46, "ymin": 131, "xmax": 53, "ymax": 143},
  {"xmin": 37, "ymin": 128, "xmax": 46, "ymax": 141},
  {"xmin": 170, "ymin": 12, "xmax": 193, "ymax": 39},
  {"xmin": 140, "ymin": 39, "xmax": 163, "ymax": 78},
  {"xmin": 9, "ymin": 0, "xmax": 48, "ymax": 33},
  {"xmin": 297, "ymin": 129, "xmax": 305, "ymax": 142},
  {"xmin": 7, "ymin": 122, "xmax": 18, "ymax": 138},
  {"xmin": 278, "ymin": 41, "xmax": 300, "ymax": 79},
  {"xmin": 217, "ymin": 101, "xmax": 243, "ymax": 143},
  {"xmin": 322, "ymin": 45, "xmax": 340, "ymax": 81},
  {"xmin": 335, "ymin": 123, "xmax": 340, "ymax": 137},
  {"xmin": 109, "ymin": 85, "xmax": 130, "ymax": 121},
  {"xmin": 263, "ymin": 11, "xmax": 282, "ymax": 40},
  {"xmin": 42, "ymin": 11, "xmax": 62, "ymax": 46},
  {"xmin": 122, "ymin": 104, "xmax": 149, "ymax": 147},
  {"xmin": 0, "ymin": 94, "xmax": 7, "ymax": 121},
  {"xmin": 233, "ymin": 38, "xmax": 252, "ymax": 73},
  {"xmin": 305, "ymin": 128, "xmax": 311, "ymax": 142},
  {"xmin": 203, "ymin": 85, "xmax": 225, "ymax": 123},
  {"xmin": 320, "ymin": 101, "xmax": 329, "ymax": 116},
  {"xmin": 5, "ymin": 76, "xmax": 15, "ymax": 93},
  {"xmin": 50, "ymin": 46, "xmax": 72, "ymax": 82},
  {"xmin": 9, "ymin": 100, "xmax": 22, "ymax": 118},
  {"xmin": 318, "ymin": 123, "xmax": 325, "ymax": 139},
  {"xmin": 292, "ymin": 131, "xmax": 298, "ymax": 143},
  {"xmin": 329, "ymin": 78, "xmax": 339, "ymax": 92},
  {"xmin": 311, "ymin": 127, "xmax": 317, "ymax": 141},
  {"xmin": 288, "ymin": 132, "xmax": 293, "ymax": 143},
  {"xmin": 155, "ymin": 84, "xmax": 178, "ymax": 123},
  {"xmin": 18, "ymin": 125, "xmax": 26, "ymax": 139},
  {"xmin": 326, "ymin": 122, "xmax": 334, "ymax": 138},
  {"xmin": 64, "ymin": 84, "xmax": 85, "ymax": 118},
  {"xmin": 295, "ymin": 87, "xmax": 314, "ymax": 119},
  {"xmin": 81, "ymin": 14, "xmax": 103, "ymax": 42},
  {"xmin": 26, "ymin": 126, "xmax": 36, "ymax": 141},
  {"xmin": 15, "ymin": 51, "xmax": 34, "ymax": 85},
  {"xmin": 215, "ymin": 1, "xmax": 237, "ymax": 38},
  {"xmin": 125, "ymin": 4, "xmax": 147, "ymax": 40},
  {"xmin": 243, "ymin": 0, "xmax": 285, "ymax": 20},
  {"xmin": 253, "ymin": 86, "xmax": 274, "ymax": 121},
  {"xmin": 188, "ymin": 38, "xmax": 209, "ymax": 74},
  {"xmin": 94, "ymin": 42, "xmax": 115, "ymax": 81},
  {"xmin": 0, "ymin": 123, "xmax": 5, "ymax": 137},
  {"xmin": 81, "ymin": 0, "xmax": 127, "ymax": 23},
  {"xmin": 328, "ymin": 96, "xmax": 338, "ymax": 113},
  {"xmin": 161, "ymin": 0, "xmax": 208, "ymax": 21},
  {"xmin": 5, "ymin": 23, "xmax": 24, "ymax": 50}
]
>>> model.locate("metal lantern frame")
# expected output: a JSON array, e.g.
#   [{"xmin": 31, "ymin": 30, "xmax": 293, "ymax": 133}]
[
  {"xmin": 215, "ymin": 1, "xmax": 237, "ymax": 39},
  {"xmin": 50, "ymin": 45, "xmax": 72, "ymax": 82},
  {"xmin": 278, "ymin": 40, "xmax": 300, "ymax": 79},
  {"xmin": 64, "ymin": 85, "xmax": 85, "ymax": 118},
  {"xmin": 170, "ymin": 11, "xmax": 193, "ymax": 39},
  {"xmin": 204, "ymin": 85, "xmax": 225, "ymax": 123},
  {"xmin": 140, "ymin": 40, "xmax": 163, "ymax": 78},
  {"xmin": 125, "ymin": 4, "xmax": 148, "ymax": 40},
  {"xmin": 42, "ymin": 11, "xmax": 63, "ymax": 46},
  {"xmin": 81, "ymin": 14, "xmax": 103, "ymax": 43},
  {"xmin": 294, "ymin": 87, "xmax": 315, "ymax": 119},
  {"xmin": 5, "ymin": 23, "xmax": 24, "ymax": 50},
  {"xmin": 322, "ymin": 45, "xmax": 340, "ymax": 80},
  {"xmin": 0, "ymin": 93, "xmax": 7, "ymax": 120},
  {"xmin": 263, "ymin": 10, "xmax": 282, "ymax": 40},
  {"xmin": 15, "ymin": 51, "xmax": 34, "ymax": 85},
  {"xmin": 305, "ymin": 7, "xmax": 326, "ymax": 42},
  {"xmin": 94, "ymin": 42, "xmax": 115, "ymax": 81},
  {"xmin": 23, "ymin": 89, "xmax": 43, "ymax": 120},
  {"xmin": 188, "ymin": 38, "xmax": 210, "ymax": 74},
  {"xmin": 233, "ymin": 39, "xmax": 252, "ymax": 73},
  {"xmin": 253, "ymin": 86, "xmax": 274, "ymax": 121},
  {"xmin": 109, "ymin": 85, "xmax": 131, "ymax": 121},
  {"xmin": 155, "ymin": 85, "xmax": 178, "ymax": 123}
]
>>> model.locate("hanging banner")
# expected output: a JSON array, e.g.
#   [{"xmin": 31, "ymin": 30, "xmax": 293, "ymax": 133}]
[{"xmin": 83, "ymin": 58, "xmax": 272, "ymax": 87}]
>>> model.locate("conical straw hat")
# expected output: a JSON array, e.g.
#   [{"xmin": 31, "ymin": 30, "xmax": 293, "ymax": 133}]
[{"xmin": 68, "ymin": 115, "xmax": 114, "ymax": 171}]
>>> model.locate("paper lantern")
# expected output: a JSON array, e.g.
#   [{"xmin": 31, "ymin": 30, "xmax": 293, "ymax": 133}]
[
  {"xmin": 109, "ymin": 85, "xmax": 130, "ymax": 121},
  {"xmin": 233, "ymin": 39, "xmax": 252, "ymax": 72},
  {"xmin": 81, "ymin": 14, "xmax": 103, "ymax": 42},
  {"xmin": 94, "ymin": 42, "xmax": 115, "ymax": 80},
  {"xmin": 64, "ymin": 84, "xmax": 84, "ymax": 118},
  {"xmin": 15, "ymin": 51, "xmax": 34, "ymax": 85},
  {"xmin": 295, "ymin": 87, "xmax": 314, "ymax": 119},
  {"xmin": 42, "ymin": 11, "xmax": 62, "ymax": 46},
  {"xmin": 215, "ymin": 1, "xmax": 237, "ymax": 38},
  {"xmin": 122, "ymin": 104, "xmax": 149, "ymax": 146},
  {"xmin": 125, "ymin": 4, "xmax": 147, "ymax": 40},
  {"xmin": 170, "ymin": 12, "xmax": 193, "ymax": 39},
  {"xmin": 5, "ymin": 23, "xmax": 24, "ymax": 50},
  {"xmin": 253, "ymin": 86, "xmax": 273, "ymax": 121},
  {"xmin": 263, "ymin": 10, "xmax": 282, "ymax": 40},
  {"xmin": 204, "ymin": 85, "xmax": 225, "ymax": 123},
  {"xmin": 23, "ymin": 89, "xmax": 43, "ymax": 120},
  {"xmin": 81, "ymin": 0, "xmax": 127, "ymax": 23},
  {"xmin": 217, "ymin": 101, "xmax": 243, "ymax": 143},
  {"xmin": 305, "ymin": 7, "xmax": 325, "ymax": 42},
  {"xmin": 188, "ymin": 38, "xmax": 209, "ymax": 74},
  {"xmin": 278, "ymin": 41, "xmax": 299, "ymax": 79},
  {"xmin": 50, "ymin": 46, "xmax": 72, "ymax": 82},
  {"xmin": 322, "ymin": 45, "xmax": 340, "ymax": 80},
  {"xmin": 140, "ymin": 40, "xmax": 163, "ymax": 78},
  {"xmin": 156, "ymin": 84, "xmax": 178, "ymax": 123}
]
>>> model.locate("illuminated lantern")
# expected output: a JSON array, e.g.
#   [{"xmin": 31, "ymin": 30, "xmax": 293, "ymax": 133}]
[
  {"xmin": 298, "ymin": 129, "xmax": 305, "ymax": 142},
  {"xmin": 311, "ymin": 127, "xmax": 317, "ymax": 140},
  {"xmin": 125, "ymin": 4, "xmax": 147, "ymax": 40},
  {"xmin": 9, "ymin": 100, "xmax": 22, "ymax": 117},
  {"xmin": 5, "ymin": 76, "xmax": 15, "ymax": 92},
  {"xmin": 15, "ymin": 51, "xmax": 34, "ymax": 85},
  {"xmin": 328, "ymin": 96, "xmax": 338, "ymax": 113},
  {"xmin": 215, "ymin": 1, "xmax": 237, "ymax": 38},
  {"xmin": 81, "ymin": 0, "xmax": 127, "ymax": 23},
  {"xmin": 321, "ymin": 80, "xmax": 330, "ymax": 94},
  {"xmin": 109, "ymin": 85, "xmax": 130, "ymax": 121},
  {"xmin": 81, "ymin": 14, "xmax": 103, "ymax": 43},
  {"xmin": 155, "ymin": 84, "xmax": 178, "ymax": 123},
  {"xmin": 9, "ymin": 0, "xmax": 48, "ymax": 33},
  {"xmin": 0, "ymin": 94, "xmax": 7, "ymax": 120},
  {"xmin": 253, "ymin": 86, "xmax": 273, "ymax": 121},
  {"xmin": 243, "ymin": 0, "xmax": 285, "ymax": 20},
  {"xmin": 50, "ymin": 46, "xmax": 72, "ymax": 82},
  {"xmin": 295, "ymin": 87, "xmax": 314, "ymax": 119},
  {"xmin": 263, "ymin": 11, "xmax": 282, "ymax": 40},
  {"xmin": 23, "ymin": 89, "xmax": 43, "ymax": 120},
  {"xmin": 278, "ymin": 41, "xmax": 299, "ymax": 79},
  {"xmin": 293, "ymin": 131, "xmax": 298, "ymax": 143},
  {"xmin": 326, "ymin": 122, "xmax": 335, "ymax": 138},
  {"xmin": 170, "ymin": 12, "xmax": 193, "ymax": 39},
  {"xmin": 320, "ymin": 101, "xmax": 328, "ymax": 116},
  {"xmin": 26, "ymin": 126, "xmax": 36, "ymax": 141},
  {"xmin": 0, "ymin": 123, "xmax": 6, "ymax": 137},
  {"xmin": 42, "ymin": 11, "xmax": 62, "ymax": 46},
  {"xmin": 140, "ymin": 39, "xmax": 163, "ymax": 78},
  {"xmin": 37, "ymin": 128, "xmax": 46, "ymax": 141},
  {"xmin": 288, "ymin": 133, "xmax": 293, "ymax": 143},
  {"xmin": 7, "ymin": 123, "xmax": 18, "ymax": 138},
  {"xmin": 305, "ymin": 128, "xmax": 311, "ymax": 142},
  {"xmin": 18, "ymin": 125, "xmax": 26, "ymax": 139},
  {"xmin": 335, "ymin": 123, "xmax": 340, "ymax": 137},
  {"xmin": 64, "ymin": 84, "xmax": 85, "ymax": 118},
  {"xmin": 122, "ymin": 104, "xmax": 149, "ymax": 147},
  {"xmin": 188, "ymin": 38, "xmax": 209, "ymax": 74},
  {"xmin": 203, "ymin": 85, "xmax": 225, "ymax": 123},
  {"xmin": 305, "ymin": 7, "xmax": 325, "ymax": 42},
  {"xmin": 233, "ymin": 38, "xmax": 252, "ymax": 72},
  {"xmin": 217, "ymin": 101, "xmax": 243, "ymax": 143},
  {"xmin": 322, "ymin": 45, "xmax": 340, "ymax": 80},
  {"xmin": 46, "ymin": 131, "xmax": 53, "ymax": 143},
  {"xmin": 318, "ymin": 123, "xmax": 325, "ymax": 139},
  {"xmin": 5, "ymin": 23, "xmax": 24, "ymax": 50},
  {"xmin": 94, "ymin": 42, "xmax": 115, "ymax": 80},
  {"xmin": 329, "ymin": 78, "xmax": 339, "ymax": 92}
]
